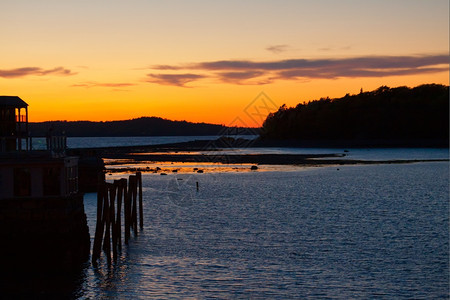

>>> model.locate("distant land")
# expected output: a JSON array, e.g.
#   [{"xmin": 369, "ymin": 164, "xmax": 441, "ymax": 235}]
[
  {"xmin": 260, "ymin": 84, "xmax": 449, "ymax": 146},
  {"xmin": 30, "ymin": 84, "xmax": 448, "ymax": 148},
  {"xmin": 29, "ymin": 117, "xmax": 256, "ymax": 137}
]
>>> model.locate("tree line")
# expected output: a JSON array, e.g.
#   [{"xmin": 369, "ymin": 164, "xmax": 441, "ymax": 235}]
[
  {"xmin": 261, "ymin": 84, "xmax": 449, "ymax": 142},
  {"xmin": 29, "ymin": 117, "xmax": 232, "ymax": 137}
]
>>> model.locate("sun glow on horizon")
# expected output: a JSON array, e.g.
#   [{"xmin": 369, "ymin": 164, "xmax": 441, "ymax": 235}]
[{"xmin": 1, "ymin": 1, "xmax": 448, "ymax": 126}]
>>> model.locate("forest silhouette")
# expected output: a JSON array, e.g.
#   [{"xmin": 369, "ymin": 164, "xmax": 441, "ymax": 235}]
[
  {"xmin": 261, "ymin": 84, "xmax": 449, "ymax": 142},
  {"xmin": 29, "ymin": 117, "xmax": 231, "ymax": 137}
]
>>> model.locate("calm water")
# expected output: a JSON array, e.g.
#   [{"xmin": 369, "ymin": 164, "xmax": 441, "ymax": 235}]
[
  {"xmin": 210, "ymin": 147, "xmax": 449, "ymax": 161},
  {"xmin": 30, "ymin": 135, "xmax": 258, "ymax": 149},
  {"xmin": 74, "ymin": 161, "xmax": 448, "ymax": 299},
  {"xmin": 30, "ymin": 136, "xmax": 448, "ymax": 161}
]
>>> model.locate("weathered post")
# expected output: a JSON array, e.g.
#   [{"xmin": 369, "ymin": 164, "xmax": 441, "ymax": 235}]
[
  {"xmin": 137, "ymin": 172, "xmax": 143, "ymax": 229},
  {"xmin": 116, "ymin": 179, "xmax": 126, "ymax": 250},
  {"xmin": 102, "ymin": 186, "xmax": 111, "ymax": 264},
  {"xmin": 92, "ymin": 181, "xmax": 105, "ymax": 264},
  {"xmin": 109, "ymin": 182, "xmax": 117, "ymax": 263},
  {"xmin": 124, "ymin": 177, "xmax": 132, "ymax": 244},
  {"xmin": 92, "ymin": 172, "xmax": 145, "ymax": 263},
  {"xmin": 130, "ymin": 175, "xmax": 138, "ymax": 235}
]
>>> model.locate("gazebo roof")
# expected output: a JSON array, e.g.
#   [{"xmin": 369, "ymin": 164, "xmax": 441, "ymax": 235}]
[{"xmin": 0, "ymin": 96, "xmax": 28, "ymax": 108}]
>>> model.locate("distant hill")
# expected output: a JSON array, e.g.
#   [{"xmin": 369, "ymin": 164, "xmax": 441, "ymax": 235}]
[
  {"xmin": 29, "ymin": 117, "xmax": 254, "ymax": 137},
  {"xmin": 261, "ymin": 84, "xmax": 449, "ymax": 143}
]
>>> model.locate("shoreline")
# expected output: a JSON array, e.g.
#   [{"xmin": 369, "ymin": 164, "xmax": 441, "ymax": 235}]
[
  {"xmin": 104, "ymin": 159, "xmax": 449, "ymax": 174},
  {"xmin": 68, "ymin": 136, "xmax": 449, "ymax": 155},
  {"xmin": 102, "ymin": 152, "xmax": 448, "ymax": 174},
  {"xmin": 102, "ymin": 152, "xmax": 449, "ymax": 165},
  {"xmin": 66, "ymin": 137, "xmax": 449, "ymax": 177}
]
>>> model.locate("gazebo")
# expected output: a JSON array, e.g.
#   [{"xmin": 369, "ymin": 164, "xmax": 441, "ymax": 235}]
[
  {"xmin": 0, "ymin": 96, "xmax": 78, "ymax": 198},
  {"xmin": 0, "ymin": 96, "xmax": 29, "ymax": 151}
]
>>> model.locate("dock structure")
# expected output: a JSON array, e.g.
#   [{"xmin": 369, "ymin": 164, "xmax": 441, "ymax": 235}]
[
  {"xmin": 0, "ymin": 96, "xmax": 90, "ymax": 274},
  {"xmin": 92, "ymin": 172, "xmax": 143, "ymax": 265}
]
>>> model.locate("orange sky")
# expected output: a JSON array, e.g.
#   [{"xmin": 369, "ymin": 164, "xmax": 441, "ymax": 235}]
[{"xmin": 1, "ymin": 1, "xmax": 448, "ymax": 127}]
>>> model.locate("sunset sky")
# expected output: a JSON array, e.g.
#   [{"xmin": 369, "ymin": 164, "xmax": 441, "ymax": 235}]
[{"xmin": 1, "ymin": 0, "xmax": 448, "ymax": 127}]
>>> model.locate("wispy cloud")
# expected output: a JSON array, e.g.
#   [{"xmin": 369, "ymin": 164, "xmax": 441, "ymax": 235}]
[
  {"xmin": 71, "ymin": 81, "xmax": 136, "ymax": 88},
  {"xmin": 150, "ymin": 65, "xmax": 183, "ymax": 71},
  {"xmin": 192, "ymin": 55, "xmax": 449, "ymax": 71},
  {"xmin": 147, "ymin": 54, "xmax": 448, "ymax": 85},
  {"xmin": 216, "ymin": 71, "xmax": 271, "ymax": 85},
  {"xmin": 0, "ymin": 67, "xmax": 76, "ymax": 78},
  {"xmin": 266, "ymin": 44, "xmax": 289, "ymax": 54},
  {"xmin": 145, "ymin": 73, "xmax": 206, "ymax": 87},
  {"xmin": 317, "ymin": 45, "xmax": 352, "ymax": 52},
  {"xmin": 273, "ymin": 55, "xmax": 449, "ymax": 79},
  {"xmin": 278, "ymin": 67, "xmax": 447, "ymax": 80}
]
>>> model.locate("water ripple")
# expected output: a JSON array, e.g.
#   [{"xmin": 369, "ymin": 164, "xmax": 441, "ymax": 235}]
[{"xmin": 80, "ymin": 162, "xmax": 449, "ymax": 299}]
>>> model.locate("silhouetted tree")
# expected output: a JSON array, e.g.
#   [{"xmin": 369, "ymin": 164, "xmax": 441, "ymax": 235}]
[{"xmin": 261, "ymin": 84, "xmax": 449, "ymax": 141}]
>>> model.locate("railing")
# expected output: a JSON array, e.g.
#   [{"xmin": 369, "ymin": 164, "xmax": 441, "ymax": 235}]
[
  {"xmin": 47, "ymin": 136, "xmax": 67, "ymax": 153},
  {"xmin": 15, "ymin": 115, "xmax": 27, "ymax": 123},
  {"xmin": 0, "ymin": 136, "xmax": 32, "ymax": 152},
  {"xmin": 0, "ymin": 135, "xmax": 67, "ymax": 154}
]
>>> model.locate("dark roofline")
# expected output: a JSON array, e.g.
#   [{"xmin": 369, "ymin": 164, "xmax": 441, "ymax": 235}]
[{"xmin": 0, "ymin": 96, "xmax": 28, "ymax": 108}]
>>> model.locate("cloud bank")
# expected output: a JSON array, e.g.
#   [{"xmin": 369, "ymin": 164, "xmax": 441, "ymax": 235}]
[
  {"xmin": 147, "ymin": 54, "xmax": 448, "ymax": 86},
  {"xmin": 0, "ymin": 67, "xmax": 76, "ymax": 78},
  {"xmin": 71, "ymin": 82, "xmax": 136, "ymax": 88},
  {"xmin": 145, "ymin": 73, "xmax": 206, "ymax": 87}
]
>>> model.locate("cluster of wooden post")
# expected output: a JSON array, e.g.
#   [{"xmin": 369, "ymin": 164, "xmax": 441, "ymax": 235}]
[{"xmin": 92, "ymin": 172, "xmax": 143, "ymax": 265}]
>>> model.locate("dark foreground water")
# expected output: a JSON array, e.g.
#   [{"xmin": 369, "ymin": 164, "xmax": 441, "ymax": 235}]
[{"xmin": 66, "ymin": 161, "xmax": 449, "ymax": 299}]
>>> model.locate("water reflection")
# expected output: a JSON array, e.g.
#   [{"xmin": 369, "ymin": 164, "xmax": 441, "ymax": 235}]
[
  {"xmin": 105, "ymin": 160, "xmax": 309, "ymax": 175},
  {"xmin": 50, "ymin": 162, "xmax": 450, "ymax": 298},
  {"xmin": 78, "ymin": 239, "xmax": 141, "ymax": 298}
]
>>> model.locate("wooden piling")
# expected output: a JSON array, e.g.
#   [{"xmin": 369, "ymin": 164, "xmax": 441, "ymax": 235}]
[
  {"xmin": 130, "ymin": 175, "xmax": 138, "ymax": 235},
  {"xmin": 124, "ymin": 177, "xmax": 132, "ymax": 244},
  {"xmin": 116, "ymin": 179, "xmax": 126, "ymax": 250},
  {"xmin": 109, "ymin": 182, "xmax": 117, "ymax": 263},
  {"xmin": 92, "ymin": 172, "xmax": 144, "ymax": 264},
  {"xmin": 92, "ymin": 181, "xmax": 105, "ymax": 264},
  {"xmin": 137, "ymin": 172, "xmax": 143, "ymax": 229},
  {"xmin": 102, "ymin": 184, "xmax": 111, "ymax": 265}
]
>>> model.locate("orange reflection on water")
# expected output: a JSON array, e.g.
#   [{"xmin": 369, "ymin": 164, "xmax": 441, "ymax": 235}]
[{"xmin": 104, "ymin": 160, "xmax": 308, "ymax": 175}]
